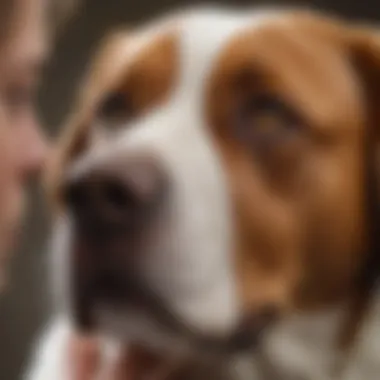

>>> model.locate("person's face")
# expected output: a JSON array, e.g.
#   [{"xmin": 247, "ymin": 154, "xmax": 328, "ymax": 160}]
[{"xmin": 0, "ymin": 0, "xmax": 48, "ymax": 287}]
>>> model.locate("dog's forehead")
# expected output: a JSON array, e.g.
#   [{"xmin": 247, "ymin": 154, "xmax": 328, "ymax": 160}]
[
  {"xmin": 129, "ymin": 7, "xmax": 281, "ymax": 58},
  {"xmin": 81, "ymin": 7, "xmax": 359, "ymax": 130},
  {"xmin": 177, "ymin": 8, "xmax": 280, "ymax": 62},
  {"xmin": 175, "ymin": 8, "xmax": 282, "ymax": 91},
  {"xmin": 87, "ymin": 9, "xmax": 287, "ymax": 97}
]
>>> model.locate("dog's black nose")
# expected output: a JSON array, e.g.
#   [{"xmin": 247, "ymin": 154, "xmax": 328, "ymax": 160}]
[{"xmin": 64, "ymin": 159, "xmax": 167, "ymax": 234}]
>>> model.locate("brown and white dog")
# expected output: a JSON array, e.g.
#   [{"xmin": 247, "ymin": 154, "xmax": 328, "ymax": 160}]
[{"xmin": 25, "ymin": 5, "xmax": 380, "ymax": 380}]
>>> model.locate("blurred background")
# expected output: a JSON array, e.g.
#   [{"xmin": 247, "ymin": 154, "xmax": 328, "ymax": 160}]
[{"xmin": 0, "ymin": 0, "xmax": 380, "ymax": 378}]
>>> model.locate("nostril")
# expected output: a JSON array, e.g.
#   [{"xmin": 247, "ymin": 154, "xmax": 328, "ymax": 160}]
[
  {"xmin": 97, "ymin": 178, "xmax": 140, "ymax": 228},
  {"xmin": 64, "ymin": 180, "xmax": 89, "ymax": 213},
  {"xmin": 101, "ymin": 179, "xmax": 129, "ymax": 210}
]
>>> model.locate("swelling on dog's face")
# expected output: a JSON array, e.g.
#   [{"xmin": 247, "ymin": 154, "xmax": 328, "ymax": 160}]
[{"xmin": 48, "ymin": 8, "xmax": 380, "ymax": 355}]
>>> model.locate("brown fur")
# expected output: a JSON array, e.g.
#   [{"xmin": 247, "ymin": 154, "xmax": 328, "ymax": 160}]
[
  {"xmin": 206, "ymin": 15, "xmax": 368, "ymax": 315},
  {"xmin": 115, "ymin": 32, "xmax": 178, "ymax": 113}
]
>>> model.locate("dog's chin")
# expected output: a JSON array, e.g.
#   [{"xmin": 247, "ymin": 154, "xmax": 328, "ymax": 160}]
[
  {"xmin": 74, "ymin": 296, "xmax": 231, "ymax": 358},
  {"xmin": 72, "ymin": 288, "xmax": 270, "ymax": 361},
  {"xmin": 95, "ymin": 305, "xmax": 197, "ymax": 357}
]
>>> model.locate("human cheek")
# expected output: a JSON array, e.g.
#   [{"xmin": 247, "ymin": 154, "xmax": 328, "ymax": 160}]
[{"xmin": 15, "ymin": 112, "xmax": 48, "ymax": 177}]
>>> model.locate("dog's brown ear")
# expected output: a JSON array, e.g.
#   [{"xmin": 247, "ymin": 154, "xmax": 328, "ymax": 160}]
[
  {"xmin": 333, "ymin": 24, "xmax": 380, "ymax": 358},
  {"xmin": 296, "ymin": 13, "xmax": 380, "ymax": 115},
  {"xmin": 346, "ymin": 27, "xmax": 380, "ymax": 135},
  {"xmin": 346, "ymin": 25, "xmax": 380, "ymax": 266},
  {"xmin": 347, "ymin": 25, "xmax": 380, "ymax": 207},
  {"xmin": 45, "ymin": 30, "xmax": 129, "ymax": 210}
]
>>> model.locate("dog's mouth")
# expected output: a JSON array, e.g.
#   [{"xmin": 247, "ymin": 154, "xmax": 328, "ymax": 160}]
[{"xmin": 69, "ymin": 227, "xmax": 277, "ymax": 355}]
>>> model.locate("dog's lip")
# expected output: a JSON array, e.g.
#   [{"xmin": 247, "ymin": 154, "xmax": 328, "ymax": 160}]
[
  {"xmin": 78, "ymin": 275, "xmax": 272, "ymax": 355},
  {"xmin": 69, "ymin": 232, "xmax": 179, "ymax": 334},
  {"xmin": 70, "ymin": 233, "xmax": 273, "ymax": 354}
]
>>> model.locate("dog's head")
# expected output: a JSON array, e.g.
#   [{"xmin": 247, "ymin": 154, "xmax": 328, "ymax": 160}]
[{"xmin": 48, "ymin": 6, "xmax": 380, "ymax": 356}]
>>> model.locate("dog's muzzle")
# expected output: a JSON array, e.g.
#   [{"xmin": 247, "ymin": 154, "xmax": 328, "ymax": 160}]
[
  {"xmin": 62, "ymin": 156, "xmax": 168, "ymax": 327},
  {"xmin": 61, "ymin": 153, "xmax": 278, "ymax": 354}
]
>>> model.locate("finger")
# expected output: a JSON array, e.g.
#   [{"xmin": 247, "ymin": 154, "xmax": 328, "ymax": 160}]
[
  {"xmin": 104, "ymin": 344, "xmax": 167, "ymax": 380},
  {"xmin": 67, "ymin": 333, "xmax": 101, "ymax": 380}
]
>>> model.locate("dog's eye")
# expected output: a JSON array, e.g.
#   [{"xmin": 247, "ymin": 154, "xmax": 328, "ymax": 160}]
[
  {"xmin": 236, "ymin": 95, "xmax": 301, "ymax": 147},
  {"xmin": 98, "ymin": 92, "xmax": 134, "ymax": 122}
]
